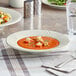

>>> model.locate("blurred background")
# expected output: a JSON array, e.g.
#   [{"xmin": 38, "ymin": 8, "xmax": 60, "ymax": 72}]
[{"xmin": 0, "ymin": 0, "xmax": 67, "ymax": 37}]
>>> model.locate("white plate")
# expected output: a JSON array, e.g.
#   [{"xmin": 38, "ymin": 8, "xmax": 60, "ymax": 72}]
[
  {"xmin": 6, "ymin": 30, "xmax": 69, "ymax": 53},
  {"xmin": 42, "ymin": 0, "xmax": 66, "ymax": 10},
  {"xmin": 0, "ymin": 7, "xmax": 22, "ymax": 27}
]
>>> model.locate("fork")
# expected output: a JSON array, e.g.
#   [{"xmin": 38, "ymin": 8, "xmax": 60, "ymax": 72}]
[{"xmin": 41, "ymin": 65, "xmax": 76, "ymax": 74}]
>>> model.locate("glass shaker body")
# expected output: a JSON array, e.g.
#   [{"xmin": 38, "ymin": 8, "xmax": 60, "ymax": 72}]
[
  {"xmin": 24, "ymin": 0, "xmax": 34, "ymax": 30},
  {"xmin": 34, "ymin": 0, "xmax": 42, "ymax": 29},
  {"xmin": 24, "ymin": 0, "xmax": 34, "ymax": 18}
]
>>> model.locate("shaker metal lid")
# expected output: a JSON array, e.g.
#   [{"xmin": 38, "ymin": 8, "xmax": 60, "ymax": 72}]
[{"xmin": 27, "ymin": 0, "xmax": 33, "ymax": 2}]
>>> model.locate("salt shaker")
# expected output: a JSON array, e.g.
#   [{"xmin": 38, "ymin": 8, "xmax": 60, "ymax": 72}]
[
  {"xmin": 34, "ymin": 0, "xmax": 42, "ymax": 15},
  {"xmin": 24, "ymin": 0, "xmax": 34, "ymax": 18},
  {"xmin": 34, "ymin": 0, "xmax": 42, "ymax": 29}
]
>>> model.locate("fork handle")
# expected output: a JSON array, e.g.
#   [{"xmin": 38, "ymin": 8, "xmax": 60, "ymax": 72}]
[{"xmin": 42, "ymin": 65, "xmax": 69, "ymax": 73}]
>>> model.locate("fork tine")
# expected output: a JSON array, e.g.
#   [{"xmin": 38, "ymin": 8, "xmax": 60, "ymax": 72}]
[{"xmin": 55, "ymin": 57, "xmax": 73, "ymax": 68}]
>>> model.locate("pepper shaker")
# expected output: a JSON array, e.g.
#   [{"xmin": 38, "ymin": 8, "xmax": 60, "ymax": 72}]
[{"xmin": 24, "ymin": 0, "xmax": 34, "ymax": 18}]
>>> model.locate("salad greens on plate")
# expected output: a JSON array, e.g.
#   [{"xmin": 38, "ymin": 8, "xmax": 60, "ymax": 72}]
[
  {"xmin": 48, "ymin": 0, "xmax": 66, "ymax": 6},
  {"xmin": 71, "ymin": 0, "xmax": 76, "ymax": 2}
]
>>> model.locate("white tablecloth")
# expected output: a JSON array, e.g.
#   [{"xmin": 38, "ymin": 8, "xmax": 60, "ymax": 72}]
[{"xmin": 0, "ymin": 38, "xmax": 76, "ymax": 76}]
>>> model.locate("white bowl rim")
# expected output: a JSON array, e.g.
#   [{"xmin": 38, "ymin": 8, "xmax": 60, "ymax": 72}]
[{"xmin": 6, "ymin": 30, "xmax": 69, "ymax": 53}]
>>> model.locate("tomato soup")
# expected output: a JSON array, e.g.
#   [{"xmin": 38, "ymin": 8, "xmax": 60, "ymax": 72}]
[{"xmin": 17, "ymin": 36, "xmax": 59, "ymax": 50}]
